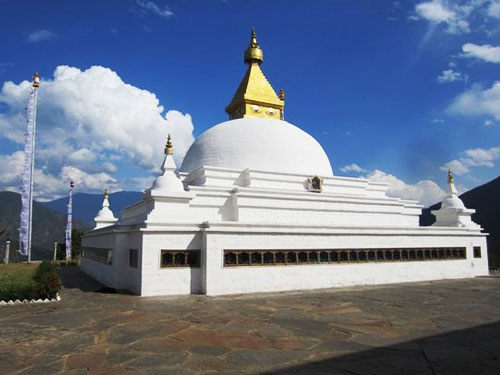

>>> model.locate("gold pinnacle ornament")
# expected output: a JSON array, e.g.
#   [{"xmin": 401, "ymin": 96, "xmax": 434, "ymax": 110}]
[
  {"xmin": 244, "ymin": 28, "xmax": 264, "ymax": 64},
  {"xmin": 104, "ymin": 188, "xmax": 109, "ymax": 199},
  {"xmin": 447, "ymin": 170, "xmax": 454, "ymax": 184},
  {"xmin": 165, "ymin": 134, "xmax": 173, "ymax": 155}
]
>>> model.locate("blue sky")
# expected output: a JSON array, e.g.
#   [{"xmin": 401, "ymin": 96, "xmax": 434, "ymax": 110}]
[{"xmin": 0, "ymin": 0, "xmax": 499, "ymax": 205}]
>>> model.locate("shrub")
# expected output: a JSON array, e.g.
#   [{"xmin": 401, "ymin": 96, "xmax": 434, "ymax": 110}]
[
  {"xmin": 33, "ymin": 261, "xmax": 61, "ymax": 299},
  {"xmin": 36, "ymin": 274, "xmax": 61, "ymax": 299},
  {"xmin": 0, "ymin": 282, "xmax": 36, "ymax": 301},
  {"xmin": 33, "ymin": 261, "xmax": 57, "ymax": 280}
]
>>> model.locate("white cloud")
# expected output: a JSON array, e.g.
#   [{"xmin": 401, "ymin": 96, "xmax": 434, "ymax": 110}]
[
  {"xmin": 441, "ymin": 159, "xmax": 470, "ymax": 175},
  {"xmin": 484, "ymin": 119, "xmax": 494, "ymax": 126},
  {"xmin": 340, "ymin": 163, "xmax": 367, "ymax": 173},
  {"xmin": 462, "ymin": 43, "xmax": 500, "ymax": 63},
  {"xmin": 441, "ymin": 145, "xmax": 500, "ymax": 175},
  {"xmin": 0, "ymin": 151, "xmax": 25, "ymax": 184},
  {"xmin": 61, "ymin": 166, "xmax": 116, "ymax": 191},
  {"xmin": 413, "ymin": 0, "xmax": 500, "ymax": 35},
  {"xmin": 464, "ymin": 146, "xmax": 500, "ymax": 166},
  {"xmin": 365, "ymin": 170, "xmax": 446, "ymax": 207},
  {"xmin": 135, "ymin": 0, "xmax": 174, "ymax": 18},
  {"xmin": 27, "ymin": 29, "xmax": 56, "ymax": 43},
  {"xmin": 489, "ymin": 0, "xmax": 500, "ymax": 18},
  {"xmin": 448, "ymin": 81, "xmax": 500, "ymax": 119},
  {"xmin": 414, "ymin": 0, "xmax": 470, "ymax": 34},
  {"xmin": 0, "ymin": 65, "xmax": 195, "ymax": 199},
  {"xmin": 416, "ymin": 0, "xmax": 456, "ymax": 22},
  {"xmin": 68, "ymin": 148, "xmax": 97, "ymax": 163},
  {"xmin": 437, "ymin": 69, "xmax": 465, "ymax": 83}
]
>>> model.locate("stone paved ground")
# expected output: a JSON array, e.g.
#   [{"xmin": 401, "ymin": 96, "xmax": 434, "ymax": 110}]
[{"xmin": 1, "ymin": 267, "xmax": 500, "ymax": 375}]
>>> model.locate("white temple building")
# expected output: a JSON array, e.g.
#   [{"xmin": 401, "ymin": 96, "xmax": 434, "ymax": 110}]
[{"xmin": 81, "ymin": 30, "xmax": 489, "ymax": 296}]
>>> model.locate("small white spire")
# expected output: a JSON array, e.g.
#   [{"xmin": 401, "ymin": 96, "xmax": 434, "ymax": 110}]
[
  {"xmin": 94, "ymin": 188, "xmax": 118, "ymax": 229},
  {"xmin": 431, "ymin": 171, "xmax": 479, "ymax": 228},
  {"xmin": 152, "ymin": 134, "xmax": 185, "ymax": 192},
  {"xmin": 442, "ymin": 170, "xmax": 465, "ymax": 209}
]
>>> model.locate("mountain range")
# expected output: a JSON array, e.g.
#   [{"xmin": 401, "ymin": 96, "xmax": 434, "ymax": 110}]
[
  {"xmin": 0, "ymin": 191, "xmax": 91, "ymax": 262},
  {"xmin": 41, "ymin": 191, "xmax": 142, "ymax": 223}
]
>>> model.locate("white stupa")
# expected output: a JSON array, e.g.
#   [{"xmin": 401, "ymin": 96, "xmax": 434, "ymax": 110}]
[{"xmin": 81, "ymin": 30, "xmax": 489, "ymax": 296}]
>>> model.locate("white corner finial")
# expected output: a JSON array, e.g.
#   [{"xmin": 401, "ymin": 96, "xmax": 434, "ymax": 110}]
[
  {"xmin": 94, "ymin": 188, "xmax": 118, "ymax": 229},
  {"xmin": 152, "ymin": 135, "xmax": 185, "ymax": 192},
  {"xmin": 431, "ymin": 171, "xmax": 479, "ymax": 229}
]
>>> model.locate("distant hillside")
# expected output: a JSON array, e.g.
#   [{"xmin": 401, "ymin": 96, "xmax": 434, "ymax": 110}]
[
  {"xmin": 421, "ymin": 176, "xmax": 500, "ymax": 268},
  {"xmin": 42, "ymin": 191, "xmax": 142, "ymax": 223},
  {"xmin": 0, "ymin": 191, "xmax": 91, "ymax": 262}
]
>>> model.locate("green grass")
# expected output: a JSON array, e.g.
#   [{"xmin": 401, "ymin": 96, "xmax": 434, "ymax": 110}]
[
  {"xmin": 0, "ymin": 263, "xmax": 38, "ymax": 301},
  {"xmin": 0, "ymin": 263, "xmax": 37, "ymax": 285}
]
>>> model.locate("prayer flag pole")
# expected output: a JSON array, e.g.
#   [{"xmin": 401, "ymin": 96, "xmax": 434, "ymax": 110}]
[
  {"xmin": 20, "ymin": 73, "xmax": 40, "ymax": 262},
  {"xmin": 65, "ymin": 181, "xmax": 74, "ymax": 261}
]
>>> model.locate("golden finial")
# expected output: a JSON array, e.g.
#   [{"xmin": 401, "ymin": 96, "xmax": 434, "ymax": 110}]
[
  {"xmin": 32, "ymin": 73, "xmax": 40, "ymax": 88},
  {"xmin": 447, "ymin": 170, "xmax": 454, "ymax": 184},
  {"xmin": 244, "ymin": 28, "xmax": 263, "ymax": 65},
  {"xmin": 279, "ymin": 89, "xmax": 285, "ymax": 100},
  {"xmin": 104, "ymin": 188, "xmax": 109, "ymax": 199},
  {"xmin": 165, "ymin": 134, "xmax": 173, "ymax": 155}
]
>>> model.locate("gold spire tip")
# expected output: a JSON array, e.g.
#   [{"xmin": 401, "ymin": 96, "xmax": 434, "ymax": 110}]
[
  {"xmin": 244, "ymin": 28, "xmax": 263, "ymax": 64},
  {"xmin": 447, "ymin": 170, "xmax": 454, "ymax": 184},
  {"xmin": 104, "ymin": 188, "xmax": 109, "ymax": 199},
  {"xmin": 165, "ymin": 134, "xmax": 173, "ymax": 155}
]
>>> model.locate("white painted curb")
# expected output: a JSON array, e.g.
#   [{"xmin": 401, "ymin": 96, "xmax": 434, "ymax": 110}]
[{"xmin": 0, "ymin": 293, "xmax": 61, "ymax": 306}]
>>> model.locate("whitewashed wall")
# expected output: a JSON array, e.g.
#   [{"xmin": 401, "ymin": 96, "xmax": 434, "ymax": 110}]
[
  {"xmin": 140, "ymin": 231, "xmax": 202, "ymax": 296},
  {"xmin": 201, "ymin": 229, "xmax": 488, "ymax": 296},
  {"xmin": 81, "ymin": 230, "xmax": 142, "ymax": 294}
]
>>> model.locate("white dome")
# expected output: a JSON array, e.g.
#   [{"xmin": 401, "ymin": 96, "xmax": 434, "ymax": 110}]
[{"xmin": 181, "ymin": 118, "xmax": 333, "ymax": 176}]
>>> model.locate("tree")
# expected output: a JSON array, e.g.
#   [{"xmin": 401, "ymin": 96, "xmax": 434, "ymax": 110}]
[{"xmin": 56, "ymin": 229, "xmax": 84, "ymax": 260}]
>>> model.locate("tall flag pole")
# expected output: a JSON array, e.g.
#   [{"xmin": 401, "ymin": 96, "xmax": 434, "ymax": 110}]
[
  {"xmin": 65, "ymin": 181, "xmax": 74, "ymax": 261},
  {"xmin": 20, "ymin": 73, "xmax": 40, "ymax": 262}
]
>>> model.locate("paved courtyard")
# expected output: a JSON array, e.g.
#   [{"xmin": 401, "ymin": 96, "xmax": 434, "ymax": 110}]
[{"xmin": 1, "ymin": 267, "xmax": 500, "ymax": 375}]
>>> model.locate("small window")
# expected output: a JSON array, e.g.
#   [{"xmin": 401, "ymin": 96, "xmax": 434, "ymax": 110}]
[
  {"xmin": 224, "ymin": 252, "xmax": 236, "ymax": 266},
  {"xmin": 275, "ymin": 251, "xmax": 286, "ymax": 264},
  {"xmin": 161, "ymin": 250, "xmax": 200, "ymax": 268},
  {"xmin": 129, "ymin": 249, "xmax": 138, "ymax": 268},
  {"xmin": 473, "ymin": 246, "xmax": 481, "ymax": 258},
  {"xmin": 238, "ymin": 252, "xmax": 250, "ymax": 265}
]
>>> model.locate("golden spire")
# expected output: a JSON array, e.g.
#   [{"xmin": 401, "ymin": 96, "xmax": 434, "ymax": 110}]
[
  {"xmin": 104, "ymin": 188, "xmax": 109, "ymax": 199},
  {"xmin": 225, "ymin": 29, "xmax": 284, "ymax": 120},
  {"xmin": 447, "ymin": 170, "xmax": 454, "ymax": 184},
  {"xmin": 165, "ymin": 134, "xmax": 173, "ymax": 155},
  {"xmin": 244, "ymin": 28, "xmax": 263, "ymax": 64}
]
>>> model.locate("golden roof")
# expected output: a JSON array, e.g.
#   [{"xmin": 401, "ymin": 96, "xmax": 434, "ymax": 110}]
[{"xmin": 225, "ymin": 29, "xmax": 284, "ymax": 120}]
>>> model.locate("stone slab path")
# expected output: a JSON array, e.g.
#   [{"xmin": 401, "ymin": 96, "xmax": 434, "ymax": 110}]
[{"xmin": 1, "ymin": 267, "xmax": 500, "ymax": 374}]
